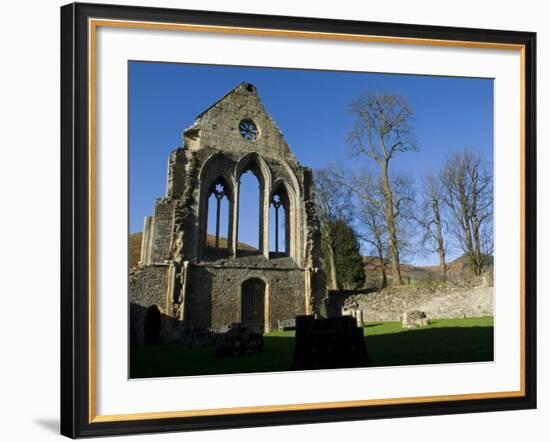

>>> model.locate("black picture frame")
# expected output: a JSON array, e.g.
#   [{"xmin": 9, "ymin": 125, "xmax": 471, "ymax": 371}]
[{"xmin": 60, "ymin": 2, "xmax": 537, "ymax": 438}]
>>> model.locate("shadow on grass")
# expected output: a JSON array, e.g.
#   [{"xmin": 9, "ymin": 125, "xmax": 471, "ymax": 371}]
[
  {"xmin": 130, "ymin": 326, "xmax": 493, "ymax": 378},
  {"xmin": 364, "ymin": 323, "xmax": 384, "ymax": 328},
  {"xmin": 130, "ymin": 335, "xmax": 296, "ymax": 379},
  {"xmin": 367, "ymin": 326, "xmax": 494, "ymax": 367}
]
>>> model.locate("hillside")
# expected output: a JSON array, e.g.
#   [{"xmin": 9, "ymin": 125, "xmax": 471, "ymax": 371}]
[
  {"xmin": 363, "ymin": 254, "xmax": 493, "ymax": 287},
  {"xmin": 422, "ymin": 254, "xmax": 493, "ymax": 275},
  {"xmin": 129, "ymin": 232, "xmax": 143, "ymax": 268}
]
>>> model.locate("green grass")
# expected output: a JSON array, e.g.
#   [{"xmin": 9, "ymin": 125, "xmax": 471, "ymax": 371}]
[
  {"xmin": 130, "ymin": 317, "xmax": 493, "ymax": 378},
  {"xmin": 130, "ymin": 334, "xmax": 295, "ymax": 378},
  {"xmin": 361, "ymin": 317, "xmax": 494, "ymax": 367}
]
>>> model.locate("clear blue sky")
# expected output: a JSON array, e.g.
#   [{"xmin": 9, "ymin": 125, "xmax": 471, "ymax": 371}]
[{"xmin": 129, "ymin": 61, "xmax": 493, "ymax": 265}]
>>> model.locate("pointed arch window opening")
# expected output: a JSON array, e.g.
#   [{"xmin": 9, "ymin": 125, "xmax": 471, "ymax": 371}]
[
  {"xmin": 270, "ymin": 189, "xmax": 289, "ymax": 257},
  {"xmin": 207, "ymin": 178, "xmax": 231, "ymax": 249},
  {"xmin": 272, "ymin": 194, "xmax": 283, "ymax": 253},
  {"xmin": 237, "ymin": 169, "xmax": 261, "ymax": 253}
]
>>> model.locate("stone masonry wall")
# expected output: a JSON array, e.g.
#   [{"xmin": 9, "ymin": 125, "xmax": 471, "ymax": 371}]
[
  {"xmin": 129, "ymin": 264, "xmax": 170, "ymax": 345},
  {"xmin": 302, "ymin": 167, "xmax": 326, "ymax": 314},
  {"xmin": 185, "ymin": 262, "xmax": 306, "ymax": 331},
  {"xmin": 184, "ymin": 82, "xmax": 298, "ymax": 163},
  {"xmin": 166, "ymin": 147, "xmax": 187, "ymax": 200},
  {"xmin": 149, "ymin": 199, "xmax": 175, "ymax": 263},
  {"xmin": 340, "ymin": 285, "xmax": 494, "ymax": 322}
]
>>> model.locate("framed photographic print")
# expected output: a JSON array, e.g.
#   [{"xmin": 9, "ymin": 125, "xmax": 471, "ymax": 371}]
[{"xmin": 60, "ymin": 2, "xmax": 537, "ymax": 438}]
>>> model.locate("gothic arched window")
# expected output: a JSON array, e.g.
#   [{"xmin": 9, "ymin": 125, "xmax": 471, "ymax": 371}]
[
  {"xmin": 269, "ymin": 187, "xmax": 290, "ymax": 257},
  {"xmin": 237, "ymin": 169, "xmax": 261, "ymax": 253},
  {"xmin": 206, "ymin": 177, "xmax": 231, "ymax": 249}
]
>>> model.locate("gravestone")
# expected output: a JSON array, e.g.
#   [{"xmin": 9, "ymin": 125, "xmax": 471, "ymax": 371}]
[{"xmin": 292, "ymin": 315, "xmax": 371, "ymax": 370}]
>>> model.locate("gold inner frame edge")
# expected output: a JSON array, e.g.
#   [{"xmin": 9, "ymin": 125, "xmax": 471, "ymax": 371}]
[{"xmin": 87, "ymin": 17, "xmax": 527, "ymax": 423}]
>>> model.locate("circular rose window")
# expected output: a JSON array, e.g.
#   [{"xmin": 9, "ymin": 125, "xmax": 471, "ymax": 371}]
[{"xmin": 239, "ymin": 119, "xmax": 260, "ymax": 141}]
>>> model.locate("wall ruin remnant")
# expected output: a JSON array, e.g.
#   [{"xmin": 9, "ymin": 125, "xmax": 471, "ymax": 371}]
[{"xmin": 130, "ymin": 82, "xmax": 326, "ymax": 345}]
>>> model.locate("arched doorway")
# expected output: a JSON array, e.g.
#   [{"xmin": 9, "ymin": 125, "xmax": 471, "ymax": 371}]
[
  {"xmin": 144, "ymin": 305, "xmax": 161, "ymax": 345},
  {"xmin": 241, "ymin": 278, "xmax": 266, "ymax": 332}
]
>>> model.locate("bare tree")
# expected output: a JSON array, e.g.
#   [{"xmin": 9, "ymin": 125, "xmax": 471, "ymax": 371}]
[
  {"xmin": 355, "ymin": 186, "xmax": 390, "ymax": 288},
  {"xmin": 348, "ymin": 92, "xmax": 417, "ymax": 284},
  {"xmin": 314, "ymin": 167, "xmax": 352, "ymax": 290},
  {"xmin": 416, "ymin": 173, "xmax": 448, "ymax": 281},
  {"xmin": 440, "ymin": 149, "xmax": 493, "ymax": 276},
  {"xmin": 350, "ymin": 170, "xmax": 415, "ymax": 287}
]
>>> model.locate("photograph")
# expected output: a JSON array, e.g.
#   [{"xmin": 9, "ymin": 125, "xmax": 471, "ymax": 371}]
[
  {"xmin": 55, "ymin": 1, "xmax": 538, "ymax": 438},
  {"xmin": 128, "ymin": 61, "xmax": 495, "ymax": 379}
]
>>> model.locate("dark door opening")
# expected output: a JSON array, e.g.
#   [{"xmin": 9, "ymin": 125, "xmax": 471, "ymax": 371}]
[
  {"xmin": 144, "ymin": 305, "xmax": 161, "ymax": 345},
  {"xmin": 241, "ymin": 278, "xmax": 266, "ymax": 333}
]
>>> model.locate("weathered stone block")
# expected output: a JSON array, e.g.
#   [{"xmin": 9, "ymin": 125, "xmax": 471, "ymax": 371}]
[
  {"xmin": 180, "ymin": 326, "xmax": 216, "ymax": 348},
  {"xmin": 402, "ymin": 310, "xmax": 429, "ymax": 328},
  {"xmin": 214, "ymin": 323, "xmax": 264, "ymax": 357}
]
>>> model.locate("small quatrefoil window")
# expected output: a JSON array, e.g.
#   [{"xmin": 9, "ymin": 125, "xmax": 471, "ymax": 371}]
[{"xmin": 239, "ymin": 119, "xmax": 260, "ymax": 141}]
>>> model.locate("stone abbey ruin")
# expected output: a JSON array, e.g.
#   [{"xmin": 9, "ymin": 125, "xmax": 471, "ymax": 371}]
[{"xmin": 130, "ymin": 82, "xmax": 326, "ymax": 345}]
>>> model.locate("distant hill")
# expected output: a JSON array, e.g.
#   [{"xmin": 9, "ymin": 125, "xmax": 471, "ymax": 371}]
[
  {"xmin": 363, "ymin": 254, "xmax": 493, "ymax": 286},
  {"xmin": 129, "ymin": 232, "xmax": 143, "ymax": 268},
  {"xmin": 363, "ymin": 256, "xmax": 431, "ymax": 285},
  {"xmin": 421, "ymin": 254, "xmax": 493, "ymax": 275},
  {"xmin": 129, "ymin": 232, "xmax": 256, "ymax": 268}
]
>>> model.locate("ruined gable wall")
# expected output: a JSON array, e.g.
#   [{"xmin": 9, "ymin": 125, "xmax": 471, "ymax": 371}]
[
  {"xmin": 166, "ymin": 83, "xmax": 314, "ymax": 265},
  {"xmin": 186, "ymin": 84, "xmax": 298, "ymax": 165},
  {"xmin": 132, "ymin": 83, "xmax": 328, "ymax": 337}
]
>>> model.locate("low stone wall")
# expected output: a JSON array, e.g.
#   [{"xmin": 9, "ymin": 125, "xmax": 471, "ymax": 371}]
[
  {"xmin": 129, "ymin": 264, "xmax": 169, "ymax": 310},
  {"xmin": 340, "ymin": 285, "xmax": 494, "ymax": 322},
  {"xmin": 129, "ymin": 302, "xmax": 182, "ymax": 346},
  {"xmin": 129, "ymin": 264, "xmax": 173, "ymax": 345}
]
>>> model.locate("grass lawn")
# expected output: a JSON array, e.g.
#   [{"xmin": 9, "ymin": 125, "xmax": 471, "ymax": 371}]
[{"xmin": 130, "ymin": 316, "xmax": 493, "ymax": 378}]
